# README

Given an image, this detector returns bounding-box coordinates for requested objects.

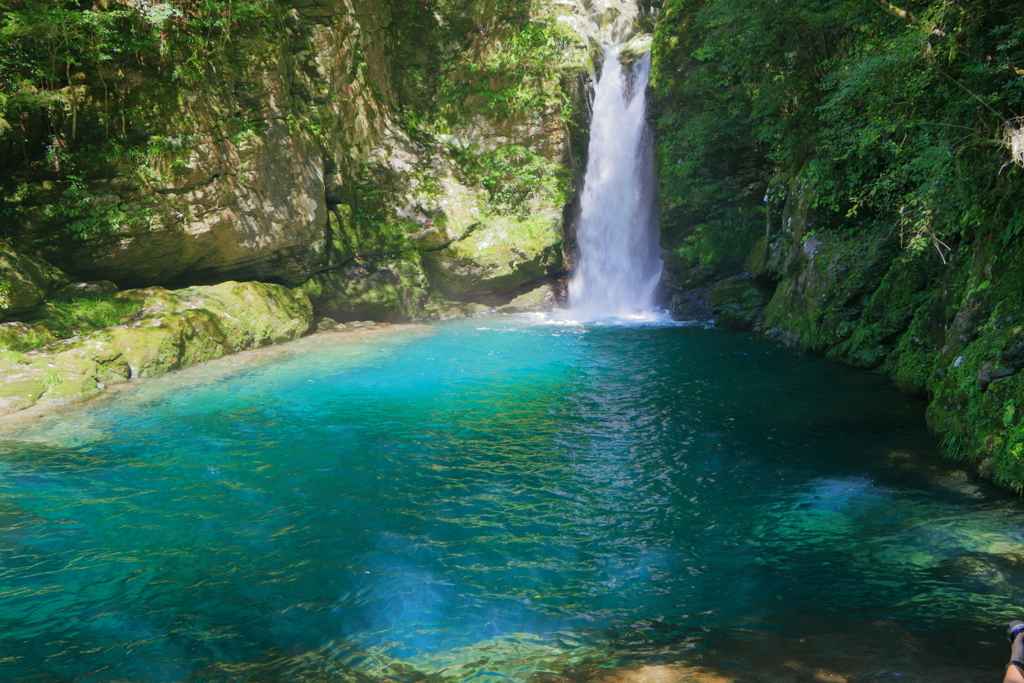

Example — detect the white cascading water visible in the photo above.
[568,47,663,319]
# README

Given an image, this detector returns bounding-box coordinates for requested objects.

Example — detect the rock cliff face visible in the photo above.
[1,0,590,317]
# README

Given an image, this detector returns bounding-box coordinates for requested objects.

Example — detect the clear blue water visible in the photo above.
[0,317,1022,682]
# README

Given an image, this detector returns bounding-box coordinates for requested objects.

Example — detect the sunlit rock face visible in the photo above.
[63,117,329,288]
[559,0,653,50]
[0,280,312,415]
[0,240,68,319]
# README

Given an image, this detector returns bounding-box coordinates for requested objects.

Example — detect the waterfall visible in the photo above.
[568,47,663,319]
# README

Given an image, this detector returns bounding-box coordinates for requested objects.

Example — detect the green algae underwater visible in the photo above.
[0,317,1022,682]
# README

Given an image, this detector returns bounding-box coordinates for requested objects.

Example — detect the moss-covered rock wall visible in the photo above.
[650,0,1024,491]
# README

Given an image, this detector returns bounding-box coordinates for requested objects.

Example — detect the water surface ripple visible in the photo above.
[0,318,1021,682]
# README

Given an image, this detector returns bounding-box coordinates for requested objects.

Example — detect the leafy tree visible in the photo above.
[653,0,1024,266]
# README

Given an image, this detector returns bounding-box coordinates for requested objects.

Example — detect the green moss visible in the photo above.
[455,144,571,219]
[666,205,763,279]
[0,280,313,415]
[831,248,941,369]
[744,236,771,281]
[421,213,561,300]
[709,276,767,330]
[883,299,944,393]
[298,259,431,323]
[0,239,68,318]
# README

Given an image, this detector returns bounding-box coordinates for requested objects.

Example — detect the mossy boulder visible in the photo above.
[744,236,771,283]
[421,214,562,301]
[0,341,131,414]
[762,229,900,352]
[927,322,1024,491]
[0,365,50,415]
[919,237,1024,491]
[0,240,68,320]
[109,281,312,377]
[830,248,942,370]
[496,284,557,314]
[298,259,431,323]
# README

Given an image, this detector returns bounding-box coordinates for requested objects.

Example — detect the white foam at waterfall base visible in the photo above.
[568,46,664,320]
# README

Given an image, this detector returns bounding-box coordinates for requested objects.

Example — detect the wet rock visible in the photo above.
[299,259,431,323]
[496,284,557,314]
[111,281,312,378]
[58,280,119,296]
[744,236,772,284]
[422,300,493,320]
[666,282,714,322]
[802,235,824,259]
[999,334,1024,370]
[976,361,1015,392]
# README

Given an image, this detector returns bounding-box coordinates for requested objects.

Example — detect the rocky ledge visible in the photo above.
[0,281,312,416]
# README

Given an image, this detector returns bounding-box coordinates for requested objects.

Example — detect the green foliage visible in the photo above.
[0,136,160,249]
[653,0,1024,266]
[671,205,763,271]
[940,429,971,461]
[457,144,571,217]
[0,0,281,101]
[0,0,282,247]
[438,21,584,125]
[346,164,422,257]
[348,1,584,256]
[387,0,585,131]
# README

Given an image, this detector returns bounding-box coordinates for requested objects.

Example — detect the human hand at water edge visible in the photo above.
[1004,621,1024,683]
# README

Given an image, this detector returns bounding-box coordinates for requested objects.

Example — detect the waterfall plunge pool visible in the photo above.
[0,317,1019,682]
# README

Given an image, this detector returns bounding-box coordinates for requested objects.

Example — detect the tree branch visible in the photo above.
[874,0,916,24]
